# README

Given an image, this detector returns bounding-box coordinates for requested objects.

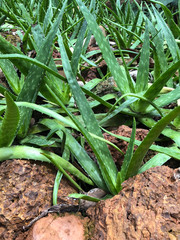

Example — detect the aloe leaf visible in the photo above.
[139,117,180,147]
[0,92,19,147]
[151,0,180,38]
[105,21,127,49]
[0,83,17,100]
[126,106,180,179]
[38,0,49,23]
[138,153,171,174]
[42,152,83,191]
[75,0,129,95]
[152,5,180,60]
[18,3,33,24]
[71,20,87,75]
[99,97,138,126]
[0,101,77,129]
[82,87,113,109]
[99,92,164,126]
[40,118,108,191]
[20,135,57,147]
[43,1,53,33]
[69,193,100,202]
[0,15,6,25]
[0,58,21,94]
[146,18,168,75]
[53,136,70,205]
[89,132,124,156]
[140,60,180,111]
[31,23,69,105]
[17,4,67,138]
[127,8,140,47]
[102,127,180,160]
[0,145,93,185]
[115,118,137,192]
[135,25,149,93]
[0,35,31,75]
[57,30,118,194]
[0,54,66,82]
[53,170,63,205]
[119,118,136,183]
[146,86,180,112]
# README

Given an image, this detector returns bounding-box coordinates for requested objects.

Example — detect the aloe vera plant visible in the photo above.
[0,0,179,205]
[74,0,180,145]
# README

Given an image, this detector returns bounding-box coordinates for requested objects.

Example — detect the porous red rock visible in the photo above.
[0,159,78,240]
[87,166,180,240]
[103,125,151,169]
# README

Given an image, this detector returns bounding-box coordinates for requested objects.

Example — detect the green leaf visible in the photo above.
[69,193,100,202]
[0,58,21,94]
[151,0,180,38]
[146,86,180,112]
[71,20,87,75]
[42,152,84,192]
[53,170,63,205]
[140,60,180,112]
[152,5,180,60]
[119,118,136,183]
[126,106,180,179]
[20,135,57,147]
[0,92,19,147]
[17,3,67,138]
[53,137,70,205]
[75,0,129,95]
[0,35,31,75]
[135,25,150,93]
[140,116,180,147]
[102,128,180,160]
[0,54,66,82]
[57,29,118,194]
[138,153,171,174]
[0,145,93,185]
[40,118,108,191]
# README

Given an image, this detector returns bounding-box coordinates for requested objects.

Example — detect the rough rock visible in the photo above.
[86,125,152,170]
[26,213,91,240]
[87,166,180,240]
[103,125,150,169]
[0,159,78,240]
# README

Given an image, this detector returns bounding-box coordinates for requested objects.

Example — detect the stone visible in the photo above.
[87,166,180,240]
[103,125,150,169]
[86,125,153,171]
[26,213,88,240]
[0,159,78,240]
